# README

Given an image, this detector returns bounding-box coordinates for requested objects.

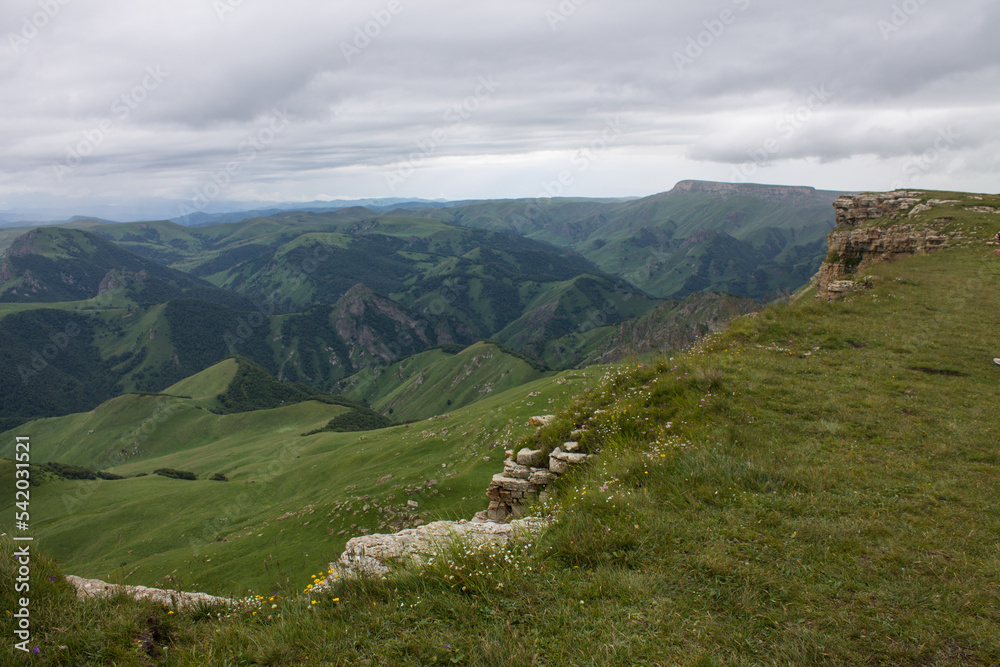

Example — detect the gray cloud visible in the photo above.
[0,0,997,220]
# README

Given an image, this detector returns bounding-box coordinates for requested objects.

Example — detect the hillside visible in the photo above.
[2,190,998,664]
[0,363,603,594]
[338,341,553,422]
[418,180,843,300]
[585,291,763,365]
[0,227,252,308]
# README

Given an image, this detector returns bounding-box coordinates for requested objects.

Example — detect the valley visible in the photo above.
[2,185,998,664]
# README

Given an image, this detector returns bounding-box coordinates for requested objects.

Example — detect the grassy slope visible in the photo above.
[161,357,238,409]
[0,366,600,598]
[341,342,552,422]
[3,195,999,664]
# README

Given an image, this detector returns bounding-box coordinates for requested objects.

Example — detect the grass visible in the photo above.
[340,341,553,422]
[2,201,1000,664]
[0,365,602,596]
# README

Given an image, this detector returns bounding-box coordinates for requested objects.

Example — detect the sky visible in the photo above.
[1,0,998,221]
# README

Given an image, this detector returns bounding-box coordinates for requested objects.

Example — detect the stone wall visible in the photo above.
[480,439,590,522]
[330,416,593,579]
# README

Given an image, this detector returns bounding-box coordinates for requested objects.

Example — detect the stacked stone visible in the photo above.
[483,440,591,522]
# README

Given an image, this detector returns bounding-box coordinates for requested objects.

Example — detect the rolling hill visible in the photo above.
[337,341,553,423]
[2,190,999,664]
[0,359,603,594]
[415,180,845,300]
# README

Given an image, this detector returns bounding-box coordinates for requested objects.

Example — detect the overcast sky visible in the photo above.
[1,0,998,221]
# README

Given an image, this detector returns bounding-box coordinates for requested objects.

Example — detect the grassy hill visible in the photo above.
[2,191,998,664]
[339,341,553,423]
[0,364,602,597]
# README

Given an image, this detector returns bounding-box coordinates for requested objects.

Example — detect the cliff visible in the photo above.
[669,179,824,201]
[816,191,952,299]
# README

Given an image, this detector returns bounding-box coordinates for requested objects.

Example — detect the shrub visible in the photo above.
[153,468,197,481]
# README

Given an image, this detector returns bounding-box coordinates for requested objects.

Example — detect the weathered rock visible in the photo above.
[503,460,532,480]
[65,575,227,609]
[528,470,557,486]
[833,191,922,226]
[563,441,580,452]
[527,415,555,427]
[516,447,544,467]
[817,195,950,300]
[332,517,549,578]
[552,451,590,465]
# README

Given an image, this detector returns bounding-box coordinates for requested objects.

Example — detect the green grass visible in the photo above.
[0,366,602,598]
[163,358,238,408]
[340,341,553,422]
[2,202,1000,664]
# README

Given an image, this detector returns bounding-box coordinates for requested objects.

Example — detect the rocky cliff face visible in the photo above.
[670,180,821,201]
[832,191,923,226]
[816,192,950,299]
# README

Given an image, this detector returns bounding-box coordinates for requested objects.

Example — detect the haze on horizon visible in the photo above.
[1,0,998,222]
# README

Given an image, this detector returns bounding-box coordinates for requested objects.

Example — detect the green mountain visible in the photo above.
[0,361,603,594]
[0,227,251,308]
[3,190,999,664]
[417,180,844,300]
[338,341,553,423]
[0,213,663,427]
[586,291,763,364]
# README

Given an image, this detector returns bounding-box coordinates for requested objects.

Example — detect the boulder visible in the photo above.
[516,447,544,467]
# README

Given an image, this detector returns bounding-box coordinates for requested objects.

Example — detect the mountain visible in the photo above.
[273,284,469,387]
[4,190,1000,664]
[0,227,253,308]
[170,197,451,227]
[586,291,762,364]
[338,341,553,423]
[411,180,846,300]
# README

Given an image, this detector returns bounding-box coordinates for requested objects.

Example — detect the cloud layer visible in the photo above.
[1,0,998,220]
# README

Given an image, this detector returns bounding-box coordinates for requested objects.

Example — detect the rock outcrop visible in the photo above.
[331,517,549,578]
[329,417,594,579]
[817,192,949,299]
[65,575,228,609]
[832,191,923,226]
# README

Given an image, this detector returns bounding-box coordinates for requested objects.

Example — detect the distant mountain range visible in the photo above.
[0,180,843,429]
